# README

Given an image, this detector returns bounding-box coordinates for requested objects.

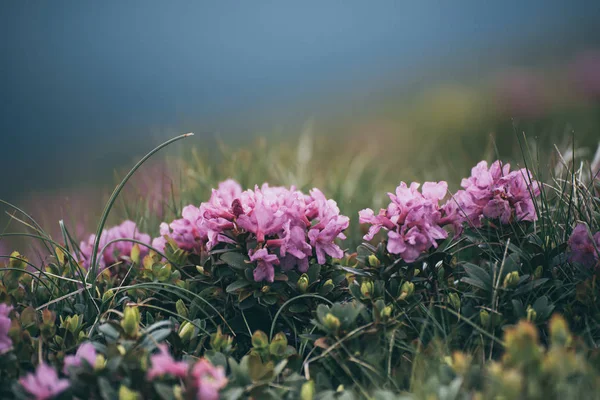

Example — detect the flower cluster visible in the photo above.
[359,160,541,263]
[79,220,151,271]
[0,303,13,353]
[154,180,349,282]
[568,223,600,268]
[443,160,540,229]
[359,181,451,263]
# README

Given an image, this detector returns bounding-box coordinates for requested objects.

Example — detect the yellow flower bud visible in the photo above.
[297,274,309,293]
[503,271,520,288]
[367,255,381,267]
[448,293,461,310]
[360,281,374,299]
[526,306,537,322]
[178,321,195,343]
[323,313,341,333]
[398,281,414,301]
[300,380,315,400]
[121,305,140,338]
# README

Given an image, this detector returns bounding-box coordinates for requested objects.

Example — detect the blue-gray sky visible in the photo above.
[1,1,598,200]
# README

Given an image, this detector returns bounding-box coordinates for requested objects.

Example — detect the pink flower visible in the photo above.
[444,160,540,228]
[308,217,349,264]
[568,223,600,268]
[360,181,450,263]
[147,344,189,380]
[63,342,97,374]
[20,363,69,400]
[0,303,13,353]
[191,358,228,400]
[236,187,286,243]
[249,248,280,283]
[79,220,151,270]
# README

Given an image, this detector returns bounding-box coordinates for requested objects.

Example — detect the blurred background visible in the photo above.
[1,1,599,252]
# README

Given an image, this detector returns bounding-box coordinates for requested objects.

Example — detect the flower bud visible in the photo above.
[503,271,520,288]
[297,274,309,293]
[367,255,381,268]
[9,251,27,270]
[480,309,490,327]
[42,309,55,325]
[269,332,288,357]
[398,281,414,301]
[251,330,269,349]
[175,299,189,319]
[300,380,315,400]
[549,314,571,347]
[448,293,461,310]
[534,265,543,279]
[360,281,374,299]
[322,279,334,293]
[118,385,140,400]
[380,305,393,321]
[323,313,341,333]
[178,321,195,343]
[526,306,537,322]
[121,305,140,338]
[95,354,106,370]
[196,265,205,274]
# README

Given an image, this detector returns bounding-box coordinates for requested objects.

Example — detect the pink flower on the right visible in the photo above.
[443,160,540,229]
[568,223,600,268]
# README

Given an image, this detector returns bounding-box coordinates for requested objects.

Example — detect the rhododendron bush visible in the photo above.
[1,140,600,400]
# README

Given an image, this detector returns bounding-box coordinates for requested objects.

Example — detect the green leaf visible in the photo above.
[226,279,251,293]
[221,252,249,270]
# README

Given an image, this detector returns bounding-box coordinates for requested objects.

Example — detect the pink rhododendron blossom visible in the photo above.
[249,248,280,283]
[568,223,600,268]
[20,363,69,400]
[147,344,189,380]
[154,180,349,283]
[63,342,97,374]
[360,181,451,263]
[444,160,540,228]
[192,358,228,400]
[79,220,151,270]
[0,303,13,353]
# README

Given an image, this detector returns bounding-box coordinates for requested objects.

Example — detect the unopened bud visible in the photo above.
[178,321,195,343]
[360,281,374,299]
[300,380,315,400]
[368,255,381,267]
[323,313,341,333]
[503,271,520,288]
[526,306,537,322]
[251,330,269,349]
[175,299,189,319]
[448,293,461,310]
[297,274,309,293]
[121,305,140,337]
[480,309,490,327]
[380,305,393,321]
[534,265,543,279]
[398,281,414,301]
[118,385,140,400]
[549,314,571,347]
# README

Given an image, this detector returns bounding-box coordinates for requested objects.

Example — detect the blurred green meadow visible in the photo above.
[3,52,599,256]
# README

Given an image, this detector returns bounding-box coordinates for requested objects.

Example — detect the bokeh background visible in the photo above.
[1,1,599,253]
